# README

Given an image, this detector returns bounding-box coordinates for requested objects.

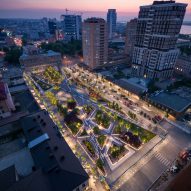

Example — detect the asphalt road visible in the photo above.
[113,120,191,191]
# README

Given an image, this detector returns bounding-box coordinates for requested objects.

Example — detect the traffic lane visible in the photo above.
[116,129,191,191]
[162,120,191,148]
[159,138,181,162]
[118,170,151,191]
[119,157,167,191]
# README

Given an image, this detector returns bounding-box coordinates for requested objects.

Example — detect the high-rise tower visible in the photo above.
[131,1,187,79]
[107,9,117,39]
[82,18,108,69]
[61,14,82,41]
[125,18,138,60]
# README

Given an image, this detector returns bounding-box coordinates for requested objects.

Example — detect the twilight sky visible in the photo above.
[0,0,190,21]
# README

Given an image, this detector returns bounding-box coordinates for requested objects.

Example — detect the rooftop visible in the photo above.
[150,92,191,112]
[141,0,187,8]
[12,90,40,113]
[153,1,175,5]
[3,110,89,191]
[84,17,105,24]
[117,77,149,95]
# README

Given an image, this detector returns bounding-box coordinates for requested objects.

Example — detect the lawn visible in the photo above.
[94,110,111,129]
[115,117,155,145]
[93,126,101,135]
[80,129,88,136]
[96,158,105,173]
[66,122,81,135]
[83,140,95,157]
[83,105,94,115]
[45,91,58,105]
[57,102,68,117]
[64,110,83,135]
[43,66,63,84]
[108,144,127,163]
[97,135,107,148]
[107,101,122,112]
[31,75,52,91]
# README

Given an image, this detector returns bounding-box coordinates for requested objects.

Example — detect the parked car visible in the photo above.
[170,165,179,173]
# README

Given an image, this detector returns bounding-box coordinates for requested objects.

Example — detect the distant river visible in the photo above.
[181,25,191,34]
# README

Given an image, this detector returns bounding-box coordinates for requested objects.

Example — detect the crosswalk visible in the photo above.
[155,152,171,167]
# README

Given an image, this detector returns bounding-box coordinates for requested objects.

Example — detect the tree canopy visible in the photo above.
[4,46,22,64]
[41,40,82,56]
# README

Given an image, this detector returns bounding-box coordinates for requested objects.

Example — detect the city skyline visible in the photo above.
[0,0,191,21]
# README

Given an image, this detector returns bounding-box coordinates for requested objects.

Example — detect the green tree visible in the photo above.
[4,47,22,64]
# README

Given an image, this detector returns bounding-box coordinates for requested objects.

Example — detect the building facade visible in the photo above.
[0,82,15,119]
[19,46,62,72]
[174,55,191,78]
[82,18,108,69]
[125,18,138,60]
[131,1,187,80]
[107,9,117,39]
[61,14,82,41]
[48,19,57,35]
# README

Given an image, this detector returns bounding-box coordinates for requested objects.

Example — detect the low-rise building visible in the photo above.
[108,52,128,66]
[147,92,191,118]
[116,77,149,97]
[19,45,62,72]
[174,55,191,78]
[0,110,89,191]
[1,66,24,87]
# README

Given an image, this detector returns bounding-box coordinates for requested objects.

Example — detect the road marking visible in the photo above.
[155,153,171,167]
